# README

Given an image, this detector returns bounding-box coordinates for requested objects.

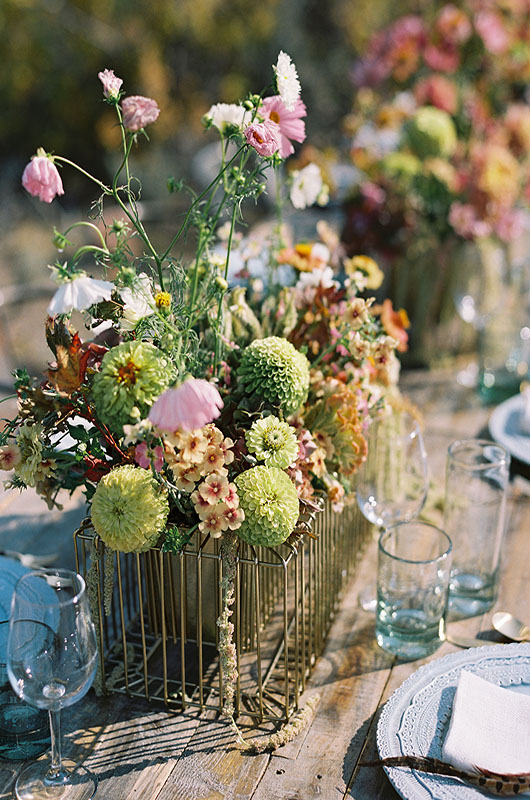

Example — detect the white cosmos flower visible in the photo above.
[119,273,155,331]
[290,163,325,209]
[205,103,249,132]
[273,51,301,111]
[47,275,114,315]
[296,266,336,290]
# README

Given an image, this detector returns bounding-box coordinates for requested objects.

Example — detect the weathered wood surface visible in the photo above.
[0,368,529,800]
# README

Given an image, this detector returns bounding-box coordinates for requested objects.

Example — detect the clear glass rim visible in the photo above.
[447,438,510,470]
[12,568,86,608]
[379,521,452,565]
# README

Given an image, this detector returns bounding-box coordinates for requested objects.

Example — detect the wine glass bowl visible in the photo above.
[7,569,98,800]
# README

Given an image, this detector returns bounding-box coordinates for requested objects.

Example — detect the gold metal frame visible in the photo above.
[74,501,371,722]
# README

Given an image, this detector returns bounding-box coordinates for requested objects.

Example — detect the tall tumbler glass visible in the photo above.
[376,521,452,661]
[444,439,510,619]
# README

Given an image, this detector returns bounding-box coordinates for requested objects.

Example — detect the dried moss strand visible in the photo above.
[241,694,321,753]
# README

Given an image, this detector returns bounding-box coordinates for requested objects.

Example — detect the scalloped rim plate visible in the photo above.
[377,643,530,800]
[489,394,530,465]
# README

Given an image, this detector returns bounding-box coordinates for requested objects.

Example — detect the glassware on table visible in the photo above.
[355,410,429,611]
[0,620,50,761]
[376,521,452,661]
[7,569,98,800]
[444,439,510,620]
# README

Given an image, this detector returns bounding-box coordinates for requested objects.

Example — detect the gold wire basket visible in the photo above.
[74,500,371,723]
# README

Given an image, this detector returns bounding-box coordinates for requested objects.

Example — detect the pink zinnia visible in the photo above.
[261,96,306,158]
[98,68,123,100]
[22,153,64,204]
[121,95,160,132]
[244,120,282,157]
[148,379,223,433]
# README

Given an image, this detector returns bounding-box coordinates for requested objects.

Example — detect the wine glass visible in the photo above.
[356,409,429,611]
[7,569,98,800]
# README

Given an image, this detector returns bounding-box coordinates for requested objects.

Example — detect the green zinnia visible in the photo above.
[237,336,310,416]
[405,106,457,159]
[235,465,299,547]
[15,423,44,487]
[91,465,169,553]
[246,416,299,469]
[92,340,174,433]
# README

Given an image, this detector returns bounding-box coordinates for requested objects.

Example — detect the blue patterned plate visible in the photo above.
[377,643,530,799]
[489,394,530,465]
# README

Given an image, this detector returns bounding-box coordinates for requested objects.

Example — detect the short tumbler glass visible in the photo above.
[444,439,510,618]
[376,522,452,661]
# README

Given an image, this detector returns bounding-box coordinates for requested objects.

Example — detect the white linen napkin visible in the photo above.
[520,386,530,436]
[442,670,530,775]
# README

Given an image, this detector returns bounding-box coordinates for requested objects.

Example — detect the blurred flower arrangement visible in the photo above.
[0,54,403,739]
[345,0,530,254]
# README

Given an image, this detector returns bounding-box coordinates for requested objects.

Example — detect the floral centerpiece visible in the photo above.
[0,54,403,742]
[342,0,530,363]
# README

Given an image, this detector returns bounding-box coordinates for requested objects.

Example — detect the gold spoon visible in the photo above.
[492,611,530,642]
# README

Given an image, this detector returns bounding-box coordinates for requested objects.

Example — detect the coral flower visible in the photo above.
[22,151,64,203]
[149,379,223,433]
[374,298,410,352]
[261,96,306,158]
[244,121,281,157]
[121,95,160,132]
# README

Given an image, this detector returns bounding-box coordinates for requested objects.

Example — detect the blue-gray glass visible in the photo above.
[376,522,452,661]
[0,621,49,761]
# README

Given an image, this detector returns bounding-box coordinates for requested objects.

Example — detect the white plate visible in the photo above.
[377,643,530,800]
[489,394,530,465]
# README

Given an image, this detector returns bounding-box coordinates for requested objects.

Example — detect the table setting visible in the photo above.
[0,2,530,797]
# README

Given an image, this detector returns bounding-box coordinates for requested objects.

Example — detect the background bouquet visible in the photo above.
[341,0,530,363]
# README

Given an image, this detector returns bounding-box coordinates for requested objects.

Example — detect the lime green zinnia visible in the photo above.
[246,416,299,469]
[92,340,174,433]
[15,423,44,487]
[91,465,169,553]
[237,336,310,416]
[405,106,457,159]
[235,465,299,547]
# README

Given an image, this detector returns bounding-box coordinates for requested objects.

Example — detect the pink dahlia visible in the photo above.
[121,95,160,132]
[22,153,64,203]
[261,96,306,158]
[148,379,223,432]
[244,120,281,157]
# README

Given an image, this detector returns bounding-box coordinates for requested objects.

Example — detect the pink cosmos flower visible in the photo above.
[98,68,123,100]
[22,153,64,204]
[494,209,526,243]
[244,120,282,157]
[121,95,160,132]
[475,11,509,55]
[148,379,223,433]
[0,444,21,471]
[261,96,306,158]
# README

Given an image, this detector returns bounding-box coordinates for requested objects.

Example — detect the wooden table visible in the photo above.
[0,368,529,800]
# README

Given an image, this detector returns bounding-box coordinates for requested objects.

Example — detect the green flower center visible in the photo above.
[263,429,285,450]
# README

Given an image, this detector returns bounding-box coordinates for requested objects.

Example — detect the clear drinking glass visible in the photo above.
[376,521,452,661]
[444,439,510,619]
[7,569,98,800]
[355,410,429,610]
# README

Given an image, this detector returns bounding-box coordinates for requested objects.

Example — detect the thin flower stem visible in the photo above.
[311,332,349,368]
[62,221,108,250]
[160,145,247,263]
[213,203,238,374]
[72,245,110,262]
[53,157,111,194]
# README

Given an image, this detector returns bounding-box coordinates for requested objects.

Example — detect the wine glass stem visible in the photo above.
[46,708,66,785]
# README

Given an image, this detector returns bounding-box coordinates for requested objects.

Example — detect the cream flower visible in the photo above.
[198,472,230,504]
[290,163,325,209]
[246,416,299,469]
[204,103,249,132]
[273,51,301,111]
[119,273,155,331]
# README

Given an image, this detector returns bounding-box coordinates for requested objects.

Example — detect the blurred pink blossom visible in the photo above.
[98,68,123,100]
[414,75,458,114]
[424,42,460,72]
[361,181,386,209]
[149,379,223,432]
[22,153,64,203]
[262,96,307,157]
[493,209,526,243]
[244,120,282,157]
[134,442,164,471]
[436,5,472,45]
[121,96,160,132]
[475,11,509,54]
[449,202,491,239]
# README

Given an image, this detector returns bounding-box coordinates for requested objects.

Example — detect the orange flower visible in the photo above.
[373,298,410,352]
